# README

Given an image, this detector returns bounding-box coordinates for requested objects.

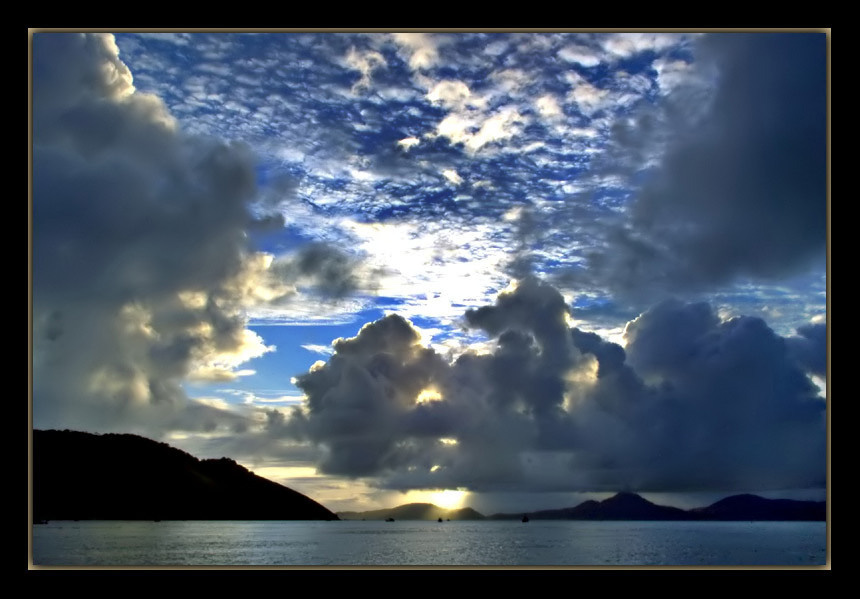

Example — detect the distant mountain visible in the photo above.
[491,492,690,521]
[32,429,339,522]
[490,492,825,522]
[690,493,826,521]
[338,503,485,521]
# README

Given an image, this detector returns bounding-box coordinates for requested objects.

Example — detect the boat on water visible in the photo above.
[438,517,443,522]
[521,514,529,523]
[385,517,395,522]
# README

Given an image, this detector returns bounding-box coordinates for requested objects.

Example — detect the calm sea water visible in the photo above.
[31,520,827,567]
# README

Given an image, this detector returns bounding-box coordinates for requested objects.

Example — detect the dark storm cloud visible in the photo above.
[292,314,450,476]
[786,323,828,377]
[579,33,827,300]
[290,278,825,494]
[614,300,826,491]
[271,243,374,299]
[31,34,365,437]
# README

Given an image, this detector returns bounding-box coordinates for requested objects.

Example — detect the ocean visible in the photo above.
[31,519,827,567]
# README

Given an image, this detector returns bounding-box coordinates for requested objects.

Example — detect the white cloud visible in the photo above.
[566,72,610,115]
[601,33,683,58]
[345,46,387,93]
[392,33,440,71]
[434,112,474,146]
[302,343,335,355]
[442,169,463,185]
[536,94,563,119]
[652,57,693,95]
[466,107,526,153]
[187,329,276,383]
[558,43,602,67]
[427,79,479,110]
[488,68,531,95]
[397,136,420,151]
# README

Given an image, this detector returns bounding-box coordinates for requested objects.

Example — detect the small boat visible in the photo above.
[385,517,395,522]
[521,514,529,523]
[438,517,443,522]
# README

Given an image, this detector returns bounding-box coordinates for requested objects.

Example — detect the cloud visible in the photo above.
[345,46,386,93]
[578,33,827,301]
[785,323,828,377]
[442,169,463,186]
[109,32,741,327]
[535,94,563,119]
[426,80,478,110]
[652,57,694,95]
[33,33,257,433]
[392,33,441,71]
[302,344,335,356]
[397,136,420,151]
[292,314,451,476]
[616,299,826,491]
[287,278,825,494]
[558,43,602,67]
[600,33,686,58]
[31,33,367,436]
[567,79,610,116]
[271,243,373,299]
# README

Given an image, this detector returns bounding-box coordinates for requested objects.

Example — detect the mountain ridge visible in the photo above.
[32,429,825,522]
[489,491,825,521]
[337,491,825,522]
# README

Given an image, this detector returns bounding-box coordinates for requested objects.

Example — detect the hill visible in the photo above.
[689,493,826,521]
[490,492,825,521]
[491,492,690,521]
[32,429,338,521]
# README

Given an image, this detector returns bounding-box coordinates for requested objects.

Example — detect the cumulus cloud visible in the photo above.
[288,277,825,494]
[617,300,825,490]
[292,314,451,476]
[33,33,257,433]
[31,33,367,436]
[579,33,827,301]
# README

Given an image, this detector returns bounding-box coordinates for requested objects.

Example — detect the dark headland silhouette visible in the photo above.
[32,429,338,522]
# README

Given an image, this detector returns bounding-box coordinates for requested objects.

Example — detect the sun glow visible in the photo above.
[429,489,468,510]
[404,488,469,510]
[416,388,443,404]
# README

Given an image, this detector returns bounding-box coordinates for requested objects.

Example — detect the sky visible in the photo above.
[31,31,828,514]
